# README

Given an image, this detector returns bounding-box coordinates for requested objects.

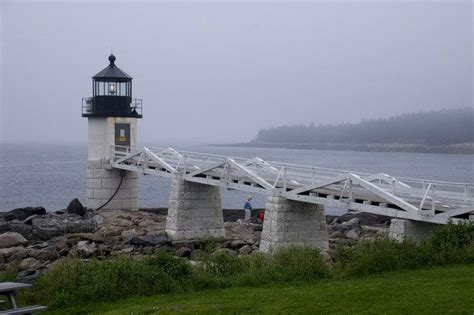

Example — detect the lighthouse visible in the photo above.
[82,54,142,210]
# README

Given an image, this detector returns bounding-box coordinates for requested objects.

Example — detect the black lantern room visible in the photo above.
[82,54,142,118]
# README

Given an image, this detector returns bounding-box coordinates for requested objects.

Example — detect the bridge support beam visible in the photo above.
[87,159,138,210]
[389,219,440,242]
[166,177,225,240]
[259,197,328,254]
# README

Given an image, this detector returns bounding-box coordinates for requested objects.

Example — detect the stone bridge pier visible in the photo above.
[259,197,329,254]
[389,219,440,242]
[165,182,330,252]
[165,177,225,240]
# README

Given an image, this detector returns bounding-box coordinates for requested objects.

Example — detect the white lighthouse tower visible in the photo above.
[82,54,142,210]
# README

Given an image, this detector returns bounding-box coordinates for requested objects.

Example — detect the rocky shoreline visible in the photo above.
[0,204,391,283]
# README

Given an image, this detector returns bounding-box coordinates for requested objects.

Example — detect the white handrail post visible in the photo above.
[419,183,432,211]
[465,184,470,203]
[348,179,353,202]
[183,155,187,175]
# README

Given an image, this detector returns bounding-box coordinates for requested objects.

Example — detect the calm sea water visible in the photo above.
[1,143,473,213]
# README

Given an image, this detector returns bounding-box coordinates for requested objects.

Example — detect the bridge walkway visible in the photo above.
[110,145,474,225]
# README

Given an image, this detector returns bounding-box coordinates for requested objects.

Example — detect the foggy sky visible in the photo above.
[1,1,472,145]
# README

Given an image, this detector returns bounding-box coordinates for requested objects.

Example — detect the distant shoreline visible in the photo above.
[213,142,474,154]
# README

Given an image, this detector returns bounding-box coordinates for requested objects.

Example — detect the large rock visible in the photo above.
[0,232,28,248]
[175,247,192,258]
[66,198,86,216]
[343,217,360,226]
[339,212,390,226]
[1,207,46,222]
[28,247,57,262]
[16,269,40,283]
[76,241,97,258]
[239,245,252,255]
[92,215,105,226]
[127,234,171,247]
[67,233,103,243]
[10,214,97,241]
[230,240,247,249]
[329,231,344,239]
[345,229,360,241]
[0,246,28,262]
[213,248,237,256]
[0,222,12,234]
[19,257,42,271]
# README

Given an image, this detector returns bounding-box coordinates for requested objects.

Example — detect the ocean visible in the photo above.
[1,143,473,213]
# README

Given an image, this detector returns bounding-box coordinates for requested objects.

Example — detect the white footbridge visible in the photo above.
[111,145,473,225]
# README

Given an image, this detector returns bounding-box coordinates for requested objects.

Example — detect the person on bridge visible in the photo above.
[244,196,253,222]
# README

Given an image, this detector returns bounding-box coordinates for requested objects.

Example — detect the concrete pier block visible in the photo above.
[389,219,440,242]
[86,159,138,211]
[259,197,328,254]
[165,177,224,240]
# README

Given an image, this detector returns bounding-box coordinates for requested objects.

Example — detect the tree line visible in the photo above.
[254,108,474,146]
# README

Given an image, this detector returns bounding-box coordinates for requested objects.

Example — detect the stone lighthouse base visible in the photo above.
[86,159,138,210]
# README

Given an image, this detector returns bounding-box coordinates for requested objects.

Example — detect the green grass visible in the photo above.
[46,264,474,314]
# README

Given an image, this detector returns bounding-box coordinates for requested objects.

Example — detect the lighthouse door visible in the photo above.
[115,123,131,148]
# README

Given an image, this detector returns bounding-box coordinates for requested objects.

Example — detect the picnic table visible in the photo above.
[0,282,46,314]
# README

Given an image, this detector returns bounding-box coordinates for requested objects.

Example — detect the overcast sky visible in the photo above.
[1,1,472,145]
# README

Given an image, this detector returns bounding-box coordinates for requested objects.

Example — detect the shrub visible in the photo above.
[198,237,221,253]
[233,252,282,286]
[426,222,474,265]
[144,251,192,282]
[334,222,474,277]
[0,261,19,282]
[334,238,427,277]
[35,258,176,308]
[198,247,329,286]
[200,251,245,278]
[273,247,329,281]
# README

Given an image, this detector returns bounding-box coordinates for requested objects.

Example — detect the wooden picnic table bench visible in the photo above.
[0,282,46,315]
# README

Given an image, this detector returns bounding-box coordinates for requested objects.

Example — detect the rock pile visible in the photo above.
[0,205,390,283]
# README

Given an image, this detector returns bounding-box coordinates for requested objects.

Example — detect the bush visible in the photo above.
[334,222,474,277]
[0,262,19,282]
[274,247,329,281]
[198,247,329,286]
[428,222,474,264]
[198,237,221,254]
[334,239,428,277]
[35,258,177,308]
[144,251,192,282]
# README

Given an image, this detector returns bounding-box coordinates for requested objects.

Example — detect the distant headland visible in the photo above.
[222,108,474,154]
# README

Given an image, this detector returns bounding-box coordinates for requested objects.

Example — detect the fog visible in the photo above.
[1,1,472,145]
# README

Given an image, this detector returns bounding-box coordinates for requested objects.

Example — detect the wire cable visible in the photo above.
[96,170,126,210]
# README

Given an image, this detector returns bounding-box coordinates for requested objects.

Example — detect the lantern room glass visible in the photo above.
[93,81,131,97]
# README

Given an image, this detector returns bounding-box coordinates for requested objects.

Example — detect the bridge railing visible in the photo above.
[110,145,474,212]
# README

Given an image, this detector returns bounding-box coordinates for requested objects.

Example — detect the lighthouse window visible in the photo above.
[108,82,117,95]
[98,82,105,95]
[117,82,127,96]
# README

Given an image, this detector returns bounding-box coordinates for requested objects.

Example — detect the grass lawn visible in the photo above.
[46,264,473,314]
